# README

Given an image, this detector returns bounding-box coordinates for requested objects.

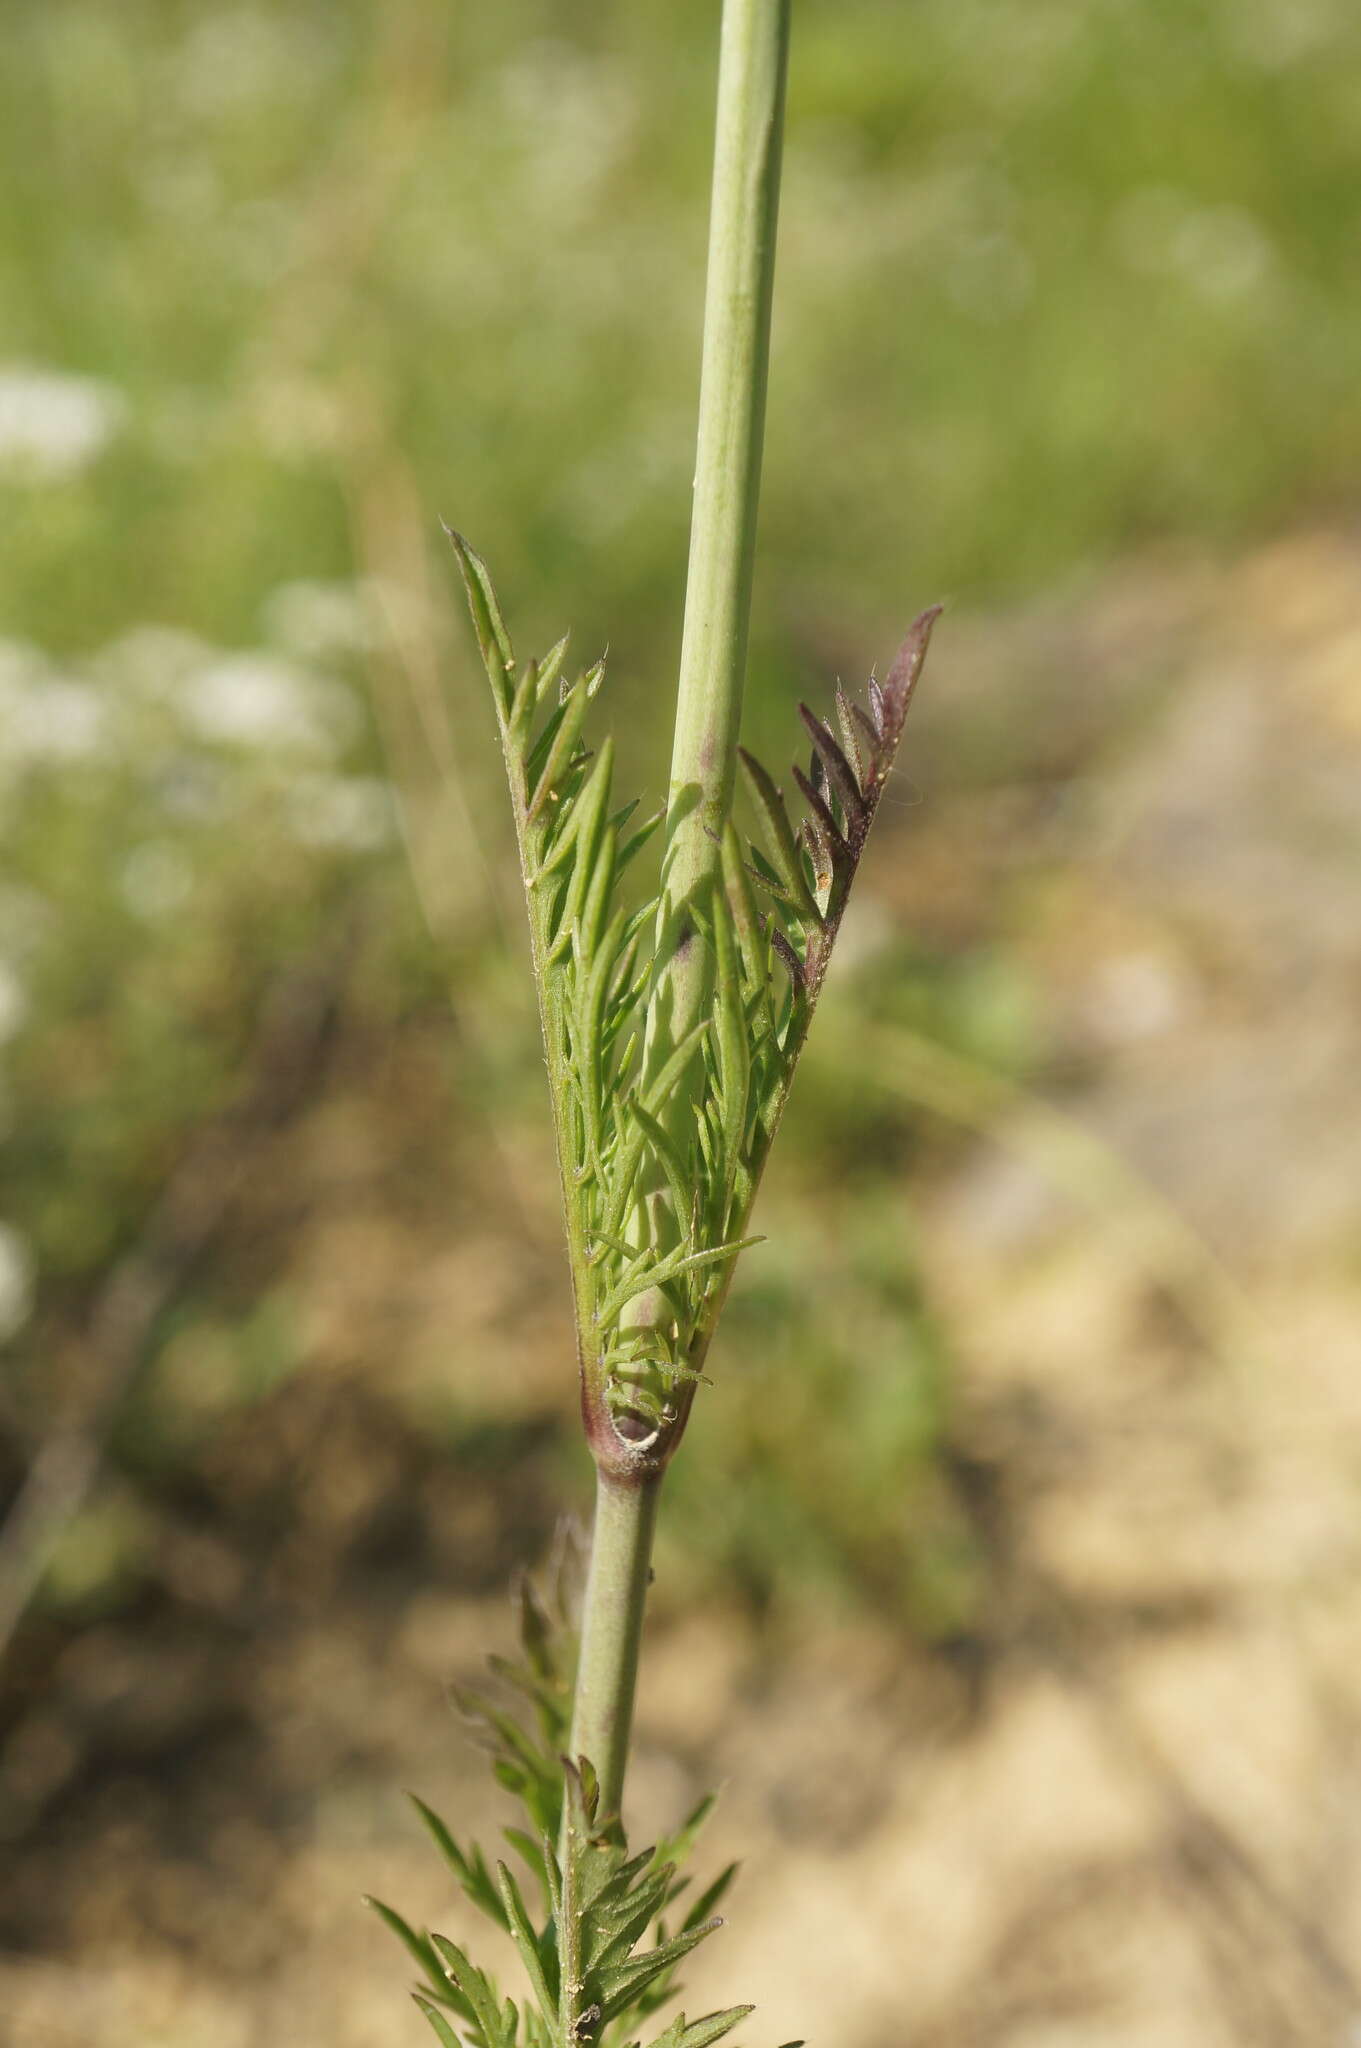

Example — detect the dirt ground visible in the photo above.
[3,530,1361,2047]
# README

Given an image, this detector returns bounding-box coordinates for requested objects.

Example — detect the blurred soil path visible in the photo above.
[3,529,1361,2047]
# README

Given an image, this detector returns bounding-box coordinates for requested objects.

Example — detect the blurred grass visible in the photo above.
[4,0,1359,658]
[1,0,1359,1646]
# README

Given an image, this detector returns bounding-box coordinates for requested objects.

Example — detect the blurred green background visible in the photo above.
[3,2,1361,2043]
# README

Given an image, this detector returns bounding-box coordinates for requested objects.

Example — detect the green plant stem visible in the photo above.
[652,0,791,1065]
[607,0,789,1421]
[568,1467,662,1817]
[571,0,790,1822]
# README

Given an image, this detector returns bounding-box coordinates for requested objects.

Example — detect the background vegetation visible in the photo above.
[3,3,1360,2043]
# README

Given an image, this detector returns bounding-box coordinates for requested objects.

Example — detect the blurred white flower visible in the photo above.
[175,6,335,117]
[1172,204,1275,304]
[183,654,359,756]
[0,654,109,766]
[287,774,395,853]
[0,364,126,481]
[262,580,374,662]
[0,1223,34,1344]
[502,43,636,212]
[94,625,216,696]
[21,681,108,762]
[1114,187,1276,305]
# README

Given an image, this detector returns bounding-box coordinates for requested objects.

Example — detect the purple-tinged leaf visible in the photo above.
[770,927,804,988]
[744,842,796,903]
[867,674,887,738]
[791,765,850,870]
[880,605,942,731]
[850,698,880,760]
[800,815,832,895]
[835,685,865,782]
[798,703,866,827]
[737,747,822,925]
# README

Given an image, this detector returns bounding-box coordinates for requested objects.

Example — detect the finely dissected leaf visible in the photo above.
[719,827,776,1045]
[599,1919,724,2020]
[513,1573,554,1682]
[576,824,619,968]
[867,671,887,733]
[679,1860,739,1933]
[414,1993,465,2048]
[408,1795,509,1930]
[789,764,848,882]
[456,1686,551,1777]
[732,604,939,1037]
[742,841,796,909]
[444,527,934,1447]
[646,2007,755,2048]
[368,1896,476,2023]
[502,1823,552,1913]
[737,748,821,925]
[535,631,572,708]
[709,892,749,1216]
[539,737,614,898]
[388,1522,766,2048]
[797,701,865,828]
[834,684,867,782]
[520,690,578,805]
[509,656,543,747]
[769,926,803,990]
[653,1791,718,1876]
[616,805,664,879]
[445,527,517,718]
[527,671,596,821]
[629,1099,695,1237]
[593,1235,761,1328]
[879,604,940,737]
[456,1689,564,1846]
[496,1863,557,2019]
[431,1934,509,2048]
[589,1868,675,1973]
[572,902,629,1156]
[602,1021,711,1243]
[418,16,939,2038]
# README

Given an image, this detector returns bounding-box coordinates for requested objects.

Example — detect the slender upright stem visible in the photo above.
[569,0,791,1820]
[569,1469,662,1817]
[652,0,791,1064]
